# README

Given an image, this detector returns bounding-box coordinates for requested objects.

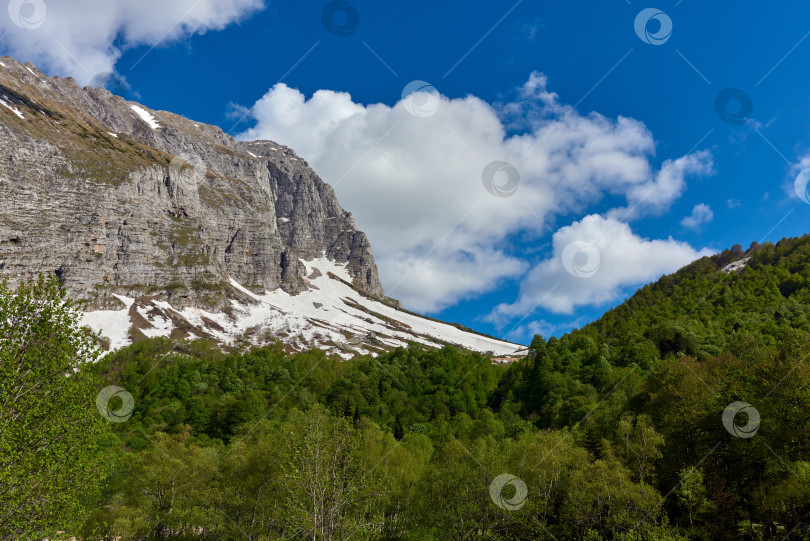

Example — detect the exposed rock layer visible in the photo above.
[0,57,383,309]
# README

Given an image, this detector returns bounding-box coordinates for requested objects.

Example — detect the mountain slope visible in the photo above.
[0,57,381,303]
[491,236,810,540]
[80,234,810,540]
[80,256,522,356]
[0,57,522,356]
[582,238,807,352]
[503,234,810,429]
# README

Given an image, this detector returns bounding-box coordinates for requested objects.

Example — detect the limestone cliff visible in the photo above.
[0,57,523,356]
[0,56,383,310]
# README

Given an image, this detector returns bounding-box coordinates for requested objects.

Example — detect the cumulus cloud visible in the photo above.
[681,203,714,230]
[237,73,713,313]
[0,0,264,83]
[607,152,714,221]
[503,317,587,343]
[488,214,715,319]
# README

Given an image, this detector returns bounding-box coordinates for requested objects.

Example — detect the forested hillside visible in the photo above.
[500,236,810,539]
[12,235,810,540]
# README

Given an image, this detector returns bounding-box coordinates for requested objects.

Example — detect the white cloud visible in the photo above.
[503,317,586,343]
[607,152,714,220]
[488,214,714,319]
[238,73,713,313]
[681,203,714,230]
[0,0,264,83]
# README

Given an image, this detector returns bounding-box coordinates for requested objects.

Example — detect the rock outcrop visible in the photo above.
[0,57,524,357]
[0,56,383,310]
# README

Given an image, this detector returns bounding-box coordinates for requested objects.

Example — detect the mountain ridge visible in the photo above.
[503,233,810,431]
[0,56,523,356]
[0,56,383,303]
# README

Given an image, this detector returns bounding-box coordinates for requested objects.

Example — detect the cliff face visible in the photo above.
[0,56,523,356]
[0,56,383,310]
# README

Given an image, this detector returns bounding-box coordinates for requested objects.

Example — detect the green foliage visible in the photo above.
[80,428,220,539]
[675,467,712,530]
[560,458,660,537]
[0,275,113,539]
[28,234,810,539]
[498,236,810,539]
[74,339,679,540]
[92,342,518,447]
[613,414,664,484]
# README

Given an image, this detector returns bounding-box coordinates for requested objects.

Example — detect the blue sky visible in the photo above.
[3,0,810,344]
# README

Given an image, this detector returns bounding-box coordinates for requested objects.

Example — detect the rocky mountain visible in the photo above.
[0,57,522,357]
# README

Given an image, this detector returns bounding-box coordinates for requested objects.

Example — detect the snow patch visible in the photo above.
[137,305,174,338]
[130,105,160,129]
[80,295,135,351]
[108,132,118,138]
[227,278,262,301]
[0,97,24,119]
[199,257,520,355]
[83,257,522,357]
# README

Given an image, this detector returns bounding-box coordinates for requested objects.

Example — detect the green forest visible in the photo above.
[6,235,810,540]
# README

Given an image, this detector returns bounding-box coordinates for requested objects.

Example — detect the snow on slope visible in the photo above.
[130,105,159,129]
[81,257,523,357]
[0,96,25,119]
[80,294,135,350]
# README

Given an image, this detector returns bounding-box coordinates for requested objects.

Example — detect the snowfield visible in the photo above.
[0,96,25,119]
[130,105,160,129]
[80,295,136,350]
[81,257,524,358]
